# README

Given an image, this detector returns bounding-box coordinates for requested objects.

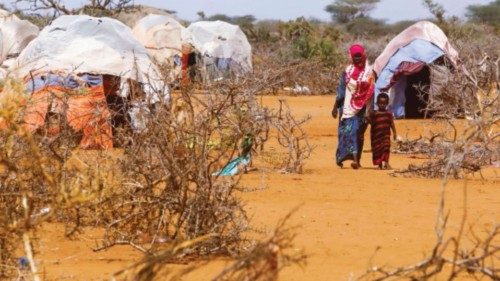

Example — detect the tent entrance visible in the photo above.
[404,65,431,118]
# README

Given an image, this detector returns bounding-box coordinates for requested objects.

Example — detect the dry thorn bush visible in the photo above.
[392,40,499,179]
[0,61,311,279]
[270,100,313,174]
[91,84,258,256]
[356,180,499,280]
[253,46,339,95]
[90,66,314,256]
[111,208,307,281]
[211,208,307,281]
[0,78,118,279]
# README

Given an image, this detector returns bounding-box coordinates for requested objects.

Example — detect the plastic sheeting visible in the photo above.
[15,15,167,103]
[26,72,102,93]
[0,20,39,61]
[23,75,114,149]
[373,21,459,75]
[182,21,252,73]
[132,14,185,63]
[375,39,446,117]
[0,9,19,23]
[0,16,39,65]
[212,155,251,176]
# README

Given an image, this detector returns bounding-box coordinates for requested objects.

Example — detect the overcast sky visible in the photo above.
[4,0,493,22]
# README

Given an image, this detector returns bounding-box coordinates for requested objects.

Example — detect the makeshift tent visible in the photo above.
[182,20,252,80]
[16,15,166,102]
[15,15,169,148]
[132,14,185,63]
[0,19,39,64]
[374,21,459,118]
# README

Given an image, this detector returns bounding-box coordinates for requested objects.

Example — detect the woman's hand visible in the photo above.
[331,108,338,119]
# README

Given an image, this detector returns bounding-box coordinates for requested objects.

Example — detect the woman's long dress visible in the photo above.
[335,67,373,166]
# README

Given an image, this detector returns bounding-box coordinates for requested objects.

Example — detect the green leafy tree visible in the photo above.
[325,0,380,23]
[466,0,500,27]
[280,18,343,67]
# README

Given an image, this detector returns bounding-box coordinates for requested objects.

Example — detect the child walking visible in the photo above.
[370,93,397,169]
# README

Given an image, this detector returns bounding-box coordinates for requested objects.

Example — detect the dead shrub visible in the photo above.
[393,40,498,179]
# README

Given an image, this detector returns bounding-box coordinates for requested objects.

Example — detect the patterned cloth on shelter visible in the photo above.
[23,72,113,149]
[335,44,374,166]
[369,111,393,165]
[373,21,459,118]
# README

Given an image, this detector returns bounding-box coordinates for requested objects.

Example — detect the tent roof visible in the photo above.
[15,15,167,102]
[114,5,178,27]
[0,9,19,23]
[183,20,252,72]
[0,19,39,63]
[373,21,459,75]
[132,14,185,62]
[375,39,446,94]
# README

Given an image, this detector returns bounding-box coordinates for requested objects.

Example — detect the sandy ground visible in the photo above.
[36,95,499,280]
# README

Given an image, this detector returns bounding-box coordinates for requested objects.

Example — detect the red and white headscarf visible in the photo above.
[345,44,374,110]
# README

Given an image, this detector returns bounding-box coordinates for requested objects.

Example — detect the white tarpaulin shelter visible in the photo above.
[182,20,252,73]
[373,21,459,75]
[0,19,39,64]
[132,14,185,63]
[0,9,19,23]
[16,15,167,102]
[373,21,459,118]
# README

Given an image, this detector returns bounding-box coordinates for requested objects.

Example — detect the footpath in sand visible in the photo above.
[38,95,499,280]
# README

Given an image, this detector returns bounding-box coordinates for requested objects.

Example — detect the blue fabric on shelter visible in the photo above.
[26,73,103,94]
[213,155,251,176]
[216,58,230,71]
[391,76,407,117]
[79,73,103,87]
[375,39,445,117]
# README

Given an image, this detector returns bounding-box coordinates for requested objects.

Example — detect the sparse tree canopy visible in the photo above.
[206,13,256,26]
[325,0,380,24]
[13,0,134,17]
[466,0,500,26]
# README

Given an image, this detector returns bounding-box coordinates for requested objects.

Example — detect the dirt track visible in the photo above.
[38,95,499,280]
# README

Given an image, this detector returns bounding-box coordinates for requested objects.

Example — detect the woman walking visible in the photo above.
[332,44,375,169]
